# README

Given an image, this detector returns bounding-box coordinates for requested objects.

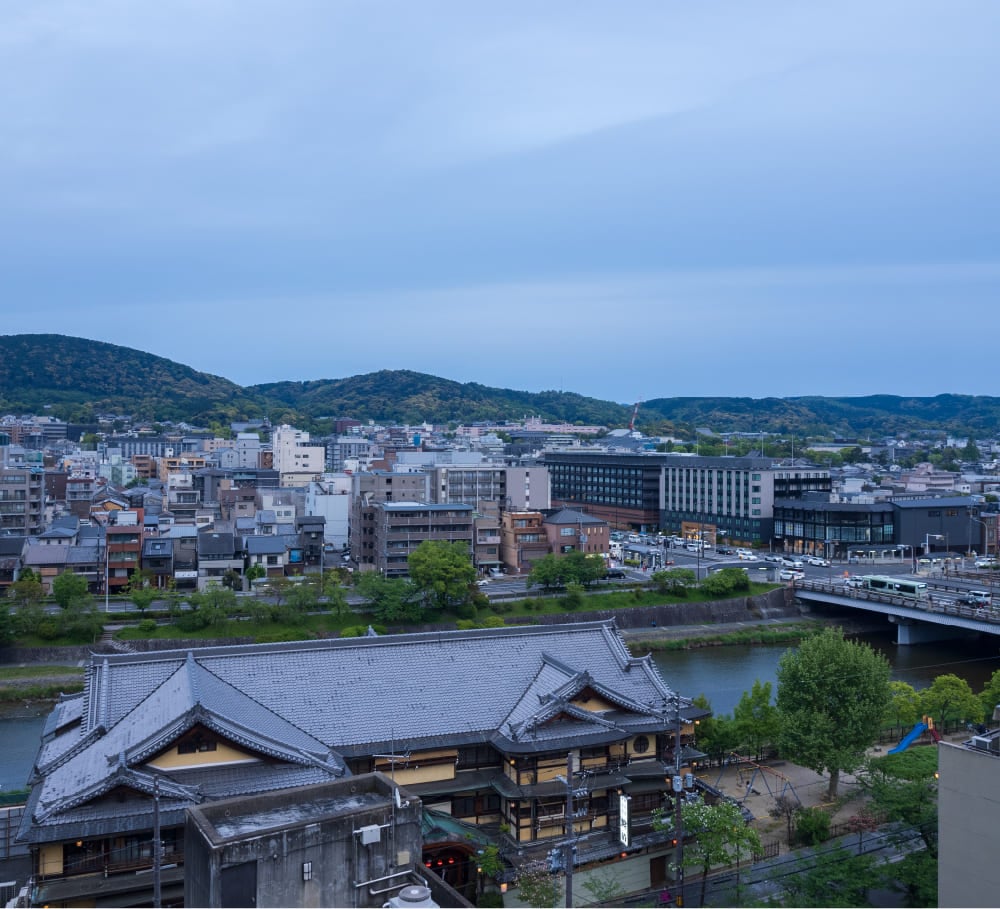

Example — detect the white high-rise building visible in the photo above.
[271,424,326,487]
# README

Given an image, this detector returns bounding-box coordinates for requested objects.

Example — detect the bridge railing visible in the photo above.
[793,578,1000,625]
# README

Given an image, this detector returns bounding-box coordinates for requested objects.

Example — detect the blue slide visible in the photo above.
[888,721,927,754]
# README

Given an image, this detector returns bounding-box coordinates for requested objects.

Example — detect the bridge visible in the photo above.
[789,577,1000,645]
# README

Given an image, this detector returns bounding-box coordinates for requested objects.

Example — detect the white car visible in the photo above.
[780,557,805,569]
[764,554,783,563]
[779,569,805,581]
[806,556,830,567]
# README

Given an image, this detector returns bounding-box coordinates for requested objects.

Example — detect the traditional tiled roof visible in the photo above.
[22,620,688,845]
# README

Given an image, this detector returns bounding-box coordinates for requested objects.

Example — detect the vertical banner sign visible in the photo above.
[618,793,631,847]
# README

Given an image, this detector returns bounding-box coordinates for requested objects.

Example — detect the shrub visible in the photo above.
[454,603,478,621]
[36,619,60,640]
[137,619,157,635]
[477,891,504,907]
[794,806,831,846]
[455,619,477,630]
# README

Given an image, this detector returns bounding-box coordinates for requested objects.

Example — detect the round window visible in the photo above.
[633,735,650,754]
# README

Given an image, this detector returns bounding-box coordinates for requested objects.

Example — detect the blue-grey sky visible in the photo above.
[3,1,998,405]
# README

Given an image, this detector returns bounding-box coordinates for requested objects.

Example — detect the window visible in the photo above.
[560,527,575,536]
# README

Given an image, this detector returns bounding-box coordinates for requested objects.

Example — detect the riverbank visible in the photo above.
[619,607,888,650]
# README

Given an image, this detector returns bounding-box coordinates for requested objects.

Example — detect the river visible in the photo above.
[3,629,999,793]
[650,628,1000,717]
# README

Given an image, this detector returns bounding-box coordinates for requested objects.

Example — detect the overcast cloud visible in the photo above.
[2,1,998,404]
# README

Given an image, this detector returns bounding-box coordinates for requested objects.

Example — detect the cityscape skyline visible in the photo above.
[2,2,998,404]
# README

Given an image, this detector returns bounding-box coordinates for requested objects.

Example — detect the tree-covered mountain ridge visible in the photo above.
[0,334,997,437]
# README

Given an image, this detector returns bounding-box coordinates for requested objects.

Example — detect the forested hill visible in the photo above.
[0,334,997,437]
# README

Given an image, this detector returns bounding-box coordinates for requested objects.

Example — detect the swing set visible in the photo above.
[715,752,802,808]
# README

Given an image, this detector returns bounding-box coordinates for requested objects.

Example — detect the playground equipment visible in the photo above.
[888,716,941,754]
[715,752,802,807]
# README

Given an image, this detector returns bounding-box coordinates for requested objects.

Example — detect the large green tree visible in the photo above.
[977,668,1000,726]
[733,679,780,761]
[776,627,891,799]
[51,570,91,609]
[407,540,476,609]
[918,673,982,729]
[355,573,420,623]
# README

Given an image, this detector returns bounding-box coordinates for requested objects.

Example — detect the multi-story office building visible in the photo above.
[662,456,830,546]
[544,452,663,531]
[545,451,831,546]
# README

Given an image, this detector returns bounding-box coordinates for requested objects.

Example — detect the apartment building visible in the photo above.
[0,464,46,535]
[371,502,474,577]
[350,471,430,567]
[271,424,326,486]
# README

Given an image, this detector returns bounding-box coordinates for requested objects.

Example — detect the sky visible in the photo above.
[2,1,999,405]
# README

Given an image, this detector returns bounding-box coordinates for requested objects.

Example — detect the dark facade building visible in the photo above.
[544,452,663,530]
[773,494,978,559]
[544,451,831,546]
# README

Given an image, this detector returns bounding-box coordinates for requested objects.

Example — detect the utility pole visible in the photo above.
[152,776,161,908]
[673,704,684,907]
[564,752,574,908]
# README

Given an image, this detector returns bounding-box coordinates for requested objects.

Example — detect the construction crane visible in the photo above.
[628,401,641,432]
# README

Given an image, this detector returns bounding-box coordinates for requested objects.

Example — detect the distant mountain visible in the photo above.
[0,333,997,437]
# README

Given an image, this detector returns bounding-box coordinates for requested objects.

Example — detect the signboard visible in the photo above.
[618,793,631,847]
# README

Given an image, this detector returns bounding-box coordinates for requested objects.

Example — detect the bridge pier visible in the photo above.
[890,616,975,646]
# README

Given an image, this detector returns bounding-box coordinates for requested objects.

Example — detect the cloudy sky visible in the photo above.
[3,1,998,404]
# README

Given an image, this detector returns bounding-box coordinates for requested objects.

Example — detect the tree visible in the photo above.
[977,668,1000,726]
[919,673,982,729]
[559,550,607,586]
[884,680,922,730]
[732,679,779,761]
[776,627,891,799]
[580,867,625,904]
[860,746,939,905]
[407,540,476,609]
[356,573,420,623]
[0,602,14,646]
[655,797,761,907]
[51,570,91,609]
[125,569,158,613]
[687,694,740,766]
[526,553,567,590]
[700,567,751,597]
[8,573,45,608]
[650,567,696,595]
[782,846,882,907]
[513,864,561,908]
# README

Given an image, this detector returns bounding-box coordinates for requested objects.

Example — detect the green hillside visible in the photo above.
[0,334,997,437]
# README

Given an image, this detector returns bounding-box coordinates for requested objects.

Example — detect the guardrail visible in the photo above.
[793,578,1000,625]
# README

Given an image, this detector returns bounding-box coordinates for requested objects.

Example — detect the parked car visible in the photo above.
[806,556,830,567]
[779,569,805,581]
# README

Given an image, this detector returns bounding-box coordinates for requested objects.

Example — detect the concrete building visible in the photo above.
[183,774,458,909]
[0,463,47,535]
[271,425,326,487]
[305,476,352,550]
[351,471,431,568]
[544,451,831,546]
[371,502,474,578]
[938,723,1000,907]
